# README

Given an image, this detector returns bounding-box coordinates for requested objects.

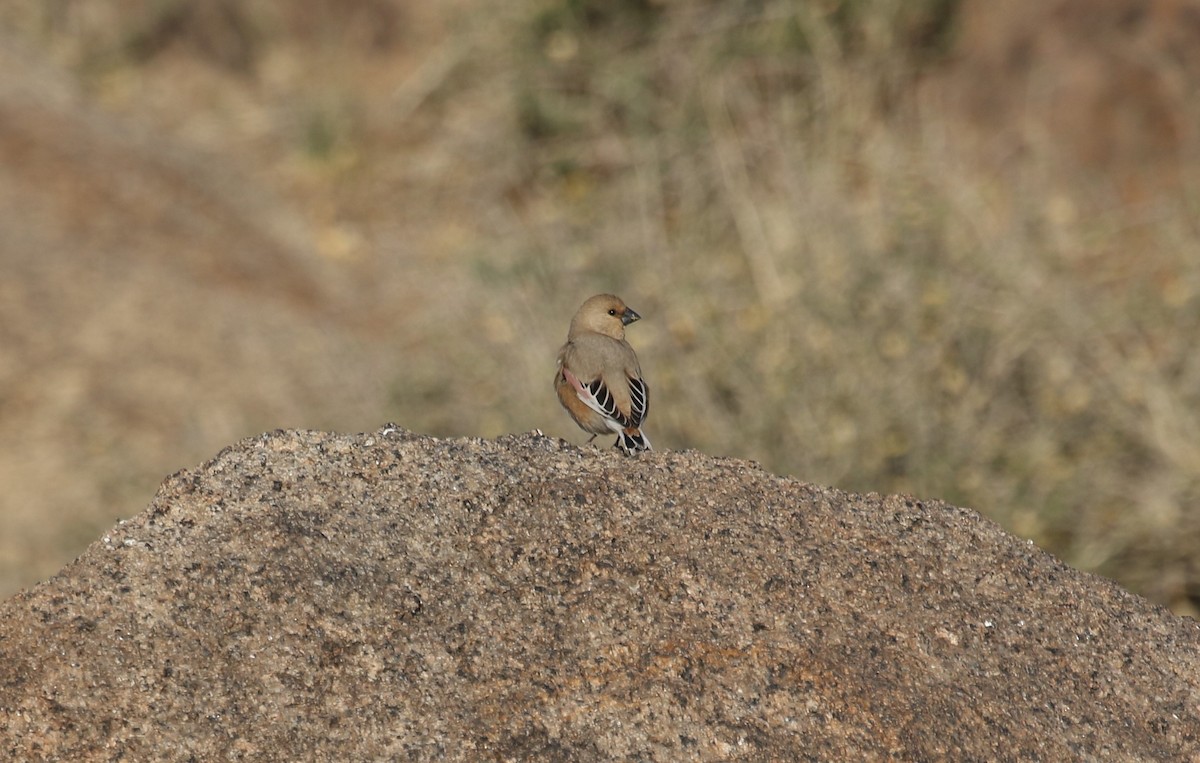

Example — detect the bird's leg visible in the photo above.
[586,434,598,445]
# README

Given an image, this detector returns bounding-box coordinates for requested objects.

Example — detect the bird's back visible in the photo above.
[559,332,641,384]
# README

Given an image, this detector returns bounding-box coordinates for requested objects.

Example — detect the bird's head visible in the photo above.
[570,294,641,340]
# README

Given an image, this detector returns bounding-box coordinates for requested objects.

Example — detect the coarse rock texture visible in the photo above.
[1,427,1199,761]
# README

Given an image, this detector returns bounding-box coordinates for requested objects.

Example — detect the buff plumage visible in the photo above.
[554,294,651,454]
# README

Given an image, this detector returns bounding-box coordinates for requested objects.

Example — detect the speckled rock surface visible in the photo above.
[1,427,1198,760]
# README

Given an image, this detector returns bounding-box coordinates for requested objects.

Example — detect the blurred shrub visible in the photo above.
[473,0,1200,613]
[5,0,1198,612]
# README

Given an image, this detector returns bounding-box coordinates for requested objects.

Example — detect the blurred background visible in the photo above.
[1,0,1199,614]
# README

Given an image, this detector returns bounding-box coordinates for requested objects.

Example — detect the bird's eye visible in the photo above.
[608,309,617,316]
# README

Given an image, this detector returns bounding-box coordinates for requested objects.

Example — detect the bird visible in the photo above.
[555,294,652,454]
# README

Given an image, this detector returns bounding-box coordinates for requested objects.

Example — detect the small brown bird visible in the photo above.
[555,294,651,454]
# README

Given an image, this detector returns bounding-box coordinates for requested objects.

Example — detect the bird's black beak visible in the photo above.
[621,307,641,326]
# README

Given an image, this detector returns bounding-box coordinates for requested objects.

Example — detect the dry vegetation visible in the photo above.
[2,0,1200,614]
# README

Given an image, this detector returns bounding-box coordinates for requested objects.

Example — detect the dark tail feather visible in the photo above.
[615,429,651,454]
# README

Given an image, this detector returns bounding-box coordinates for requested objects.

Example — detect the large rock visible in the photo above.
[1,428,1197,760]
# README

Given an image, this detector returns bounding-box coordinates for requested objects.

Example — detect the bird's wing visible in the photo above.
[581,376,641,430]
[560,333,648,431]
[561,366,626,433]
[627,375,649,427]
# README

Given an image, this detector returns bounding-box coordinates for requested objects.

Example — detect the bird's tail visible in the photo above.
[615,429,651,454]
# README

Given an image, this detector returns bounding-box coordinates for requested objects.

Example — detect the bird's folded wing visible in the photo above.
[627,376,649,427]
[581,376,647,430]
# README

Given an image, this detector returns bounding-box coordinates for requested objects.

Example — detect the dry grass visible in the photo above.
[3,0,1200,613]
[462,0,1200,612]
